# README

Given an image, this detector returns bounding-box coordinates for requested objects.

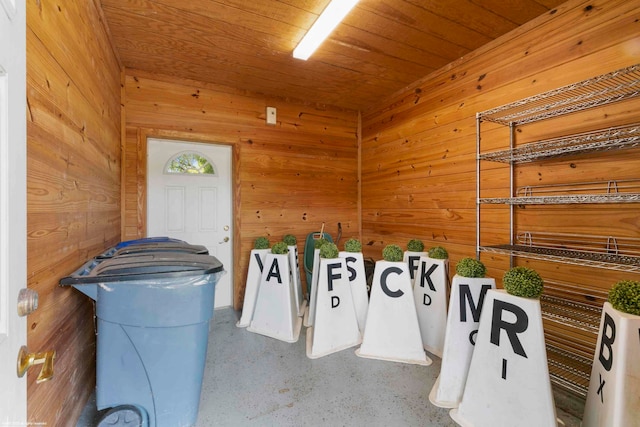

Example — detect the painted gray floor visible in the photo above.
[78,307,584,426]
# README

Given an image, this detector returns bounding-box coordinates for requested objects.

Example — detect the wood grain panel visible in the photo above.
[26,0,121,425]
[362,0,640,301]
[99,0,565,110]
[122,73,359,310]
[363,0,637,130]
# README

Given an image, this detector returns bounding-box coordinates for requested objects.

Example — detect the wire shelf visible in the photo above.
[542,279,609,307]
[546,344,592,397]
[481,179,640,204]
[480,193,640,204]
[479,244,640,272]
[478,124,640,163]
[541,294,601,334]
[478,64,640,125]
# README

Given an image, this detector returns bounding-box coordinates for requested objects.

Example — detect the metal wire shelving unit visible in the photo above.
[475,64,640,397]
[478,64,640,126]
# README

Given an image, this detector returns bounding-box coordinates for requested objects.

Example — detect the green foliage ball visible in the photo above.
[608,280,640,316]
[319,243,339,259]
[254,237,270,250]
[456,257,486,278]
[428,246,449,260]
[314,238,330,249]
[344,238,362,253]
[382,244,403,262]
[271,242,289,255]
[407,239,425,252]
[503,267,544,299]
[283,234,297,246]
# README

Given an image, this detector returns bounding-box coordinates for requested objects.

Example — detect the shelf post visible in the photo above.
[509,122,515,269]
[476,113,481,260]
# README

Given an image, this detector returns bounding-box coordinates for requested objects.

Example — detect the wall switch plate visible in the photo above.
[266,106,277,125]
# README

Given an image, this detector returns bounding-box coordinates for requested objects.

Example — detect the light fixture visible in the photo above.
[293,0,360,61]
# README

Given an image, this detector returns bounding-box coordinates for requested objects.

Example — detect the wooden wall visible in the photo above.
[361,0,640,370]
[26,0,122,424]
[361,0,639,275]
[122,70,359,309]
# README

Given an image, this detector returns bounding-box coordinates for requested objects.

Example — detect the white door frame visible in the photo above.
[0,0,27,423]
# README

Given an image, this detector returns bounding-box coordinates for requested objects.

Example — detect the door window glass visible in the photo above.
[165,151,216,175]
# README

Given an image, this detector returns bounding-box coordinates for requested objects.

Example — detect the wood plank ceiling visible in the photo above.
[100,0,566,111]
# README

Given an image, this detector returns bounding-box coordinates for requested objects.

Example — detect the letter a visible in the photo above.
[266,259,282,284]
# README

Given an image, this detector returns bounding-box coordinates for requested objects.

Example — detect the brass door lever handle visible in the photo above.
[17,346,56,383]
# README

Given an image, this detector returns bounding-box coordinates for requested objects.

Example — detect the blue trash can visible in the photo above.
[60,253,224,427]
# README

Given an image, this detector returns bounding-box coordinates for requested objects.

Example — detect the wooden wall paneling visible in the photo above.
[513,147,640,187]
[363,0,637,132]
[28,0,121,125]
[361,0,640,291]
[122,73,359,309]
[26,0,122,424]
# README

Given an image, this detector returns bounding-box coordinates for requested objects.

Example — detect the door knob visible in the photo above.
[17,346,56,383]
[219,236,229,244]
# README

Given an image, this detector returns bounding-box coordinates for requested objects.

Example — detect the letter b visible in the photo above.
[598,312,616,372]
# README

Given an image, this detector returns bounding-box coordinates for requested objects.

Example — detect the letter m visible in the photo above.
[459,284,492,322]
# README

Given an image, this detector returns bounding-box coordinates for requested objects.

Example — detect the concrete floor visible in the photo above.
[78,307,585,426]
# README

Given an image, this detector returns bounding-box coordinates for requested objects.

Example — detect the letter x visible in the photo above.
[597,373,605,404]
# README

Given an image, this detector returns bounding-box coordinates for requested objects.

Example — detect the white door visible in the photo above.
[147,139,233,308]
[0,0,27,423]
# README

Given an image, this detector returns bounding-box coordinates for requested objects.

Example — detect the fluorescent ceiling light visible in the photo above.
[293,0,360,60]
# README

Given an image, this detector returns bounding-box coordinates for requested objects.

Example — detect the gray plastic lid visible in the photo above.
[60,253,223,285]
[97,242,209,259]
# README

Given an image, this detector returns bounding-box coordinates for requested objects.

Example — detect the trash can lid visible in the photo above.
[97,242,209,259]
[115,236,186,249]
[59,253,223,285]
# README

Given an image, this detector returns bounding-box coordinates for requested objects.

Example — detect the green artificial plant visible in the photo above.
[382,244,403,262]
[455,257,486,278]
[314,237,330,249]
[283,234,297,246]
[502,266,544,299]
[344,238,362,253]
[271,241,289,255]
[428,246,449,260]
[407,239,425,252]
[254,237,270,250]
[320,243,339,259]
[608,280,640,316]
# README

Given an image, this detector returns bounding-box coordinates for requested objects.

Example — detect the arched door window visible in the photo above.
[164,151,217,176]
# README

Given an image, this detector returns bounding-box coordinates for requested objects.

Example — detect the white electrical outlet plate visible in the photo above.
[266,106,277,125]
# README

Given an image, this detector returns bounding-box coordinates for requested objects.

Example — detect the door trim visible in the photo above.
[0,0,26,421]
[134,128,241,309]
